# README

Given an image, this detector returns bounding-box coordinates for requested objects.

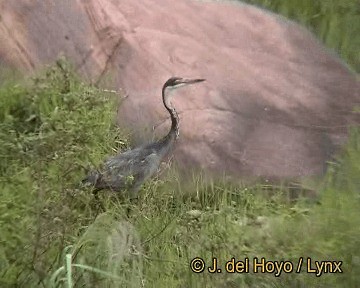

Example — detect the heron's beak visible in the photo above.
[182,78,206,85]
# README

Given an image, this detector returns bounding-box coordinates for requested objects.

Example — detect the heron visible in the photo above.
[82,77,206,200]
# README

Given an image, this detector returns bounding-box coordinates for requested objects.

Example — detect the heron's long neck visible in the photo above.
[161,86,179,143]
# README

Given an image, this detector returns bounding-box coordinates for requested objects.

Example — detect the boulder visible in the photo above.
[0,0,359,181]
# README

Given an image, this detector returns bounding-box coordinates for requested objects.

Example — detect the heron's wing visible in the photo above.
[98,146,160,190]
[104,146,151,172]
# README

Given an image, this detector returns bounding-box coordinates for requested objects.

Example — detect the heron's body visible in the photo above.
[82,77,205,199]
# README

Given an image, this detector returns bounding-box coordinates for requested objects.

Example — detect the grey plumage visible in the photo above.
[82,77,205,199]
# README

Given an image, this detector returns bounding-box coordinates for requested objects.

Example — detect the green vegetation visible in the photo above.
[0,61,126,287]
[0,60,359,287]
[241,0,360,72]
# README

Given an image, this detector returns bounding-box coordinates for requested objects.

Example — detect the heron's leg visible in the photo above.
[93,188,100,200]
[125,184,141,218]
[125,196,139,218]
[92,188,106,212]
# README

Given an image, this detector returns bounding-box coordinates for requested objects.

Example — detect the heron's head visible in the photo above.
[163,77,206,91]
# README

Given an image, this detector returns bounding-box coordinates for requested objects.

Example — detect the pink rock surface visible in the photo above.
[0,0,359,181]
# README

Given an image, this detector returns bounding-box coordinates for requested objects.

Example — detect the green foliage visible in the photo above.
[125,151,359,288]
[240,0,360,72]
[0,60,127,286]
[0,61,359,287]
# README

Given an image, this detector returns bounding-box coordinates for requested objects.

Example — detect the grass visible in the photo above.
[0,59,359,287]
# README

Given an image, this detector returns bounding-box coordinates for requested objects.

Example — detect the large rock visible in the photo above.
[0,0,359,181]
